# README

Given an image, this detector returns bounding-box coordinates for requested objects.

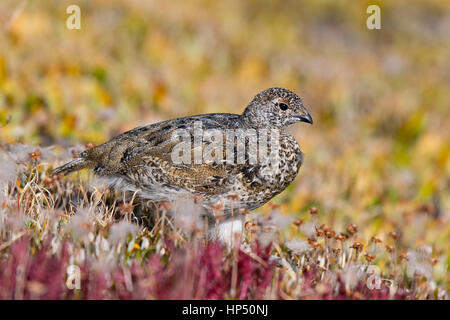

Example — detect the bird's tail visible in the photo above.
[51,158,90,176]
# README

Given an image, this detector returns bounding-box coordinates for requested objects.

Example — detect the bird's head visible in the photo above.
[242,87,312,128]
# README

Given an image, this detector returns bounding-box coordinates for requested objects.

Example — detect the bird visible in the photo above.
[52,87,312,240]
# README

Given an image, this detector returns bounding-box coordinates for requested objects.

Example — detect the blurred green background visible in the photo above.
[0,0,449,264]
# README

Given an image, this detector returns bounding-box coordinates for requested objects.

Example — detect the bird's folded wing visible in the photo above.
[93,115,251,194]
[118,134,243,195]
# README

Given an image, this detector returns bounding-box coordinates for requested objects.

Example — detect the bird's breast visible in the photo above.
[261,133,302,184]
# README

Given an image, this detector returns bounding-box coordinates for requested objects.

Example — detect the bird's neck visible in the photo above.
[240,109,278,130]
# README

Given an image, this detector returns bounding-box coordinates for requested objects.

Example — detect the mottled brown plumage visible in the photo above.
[53,88,312,218]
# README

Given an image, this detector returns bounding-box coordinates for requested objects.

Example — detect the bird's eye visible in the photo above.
[279,102,289,111]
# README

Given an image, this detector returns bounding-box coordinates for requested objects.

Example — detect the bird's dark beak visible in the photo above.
[299,113,313,125]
